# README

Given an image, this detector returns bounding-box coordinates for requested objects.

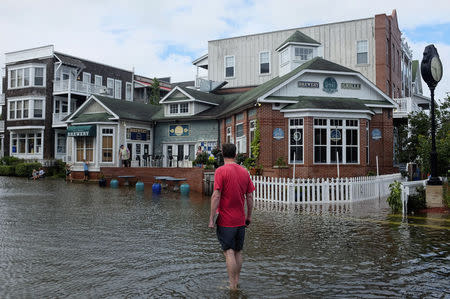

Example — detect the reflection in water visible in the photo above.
[0,177,448,298]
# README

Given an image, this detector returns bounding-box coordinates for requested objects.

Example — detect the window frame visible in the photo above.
[7,97,45,120]
[294,47,313,61]
[8,64,46,89]
[259,51,270,75]
[168,103,190,115]
[289,118,304,164]
[107,78,115,97]
[224,55,235,79]
[280,48,290,65]
[10,131,43,157]
[101,127,115,163]
[356,40,369,65]
[125,82,132,101]
[95,75,103,86]
[114,79,122,99]
[76,136,94,162]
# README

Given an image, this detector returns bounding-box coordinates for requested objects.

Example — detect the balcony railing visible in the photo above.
[53,79,114,97]
[0,120,4,132]
[393,97,421,118]
[52,112,70,127]
[0,93,5,105]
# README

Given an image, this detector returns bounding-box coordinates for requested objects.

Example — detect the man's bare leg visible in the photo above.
[224,249,239,290]
[234,250,243,287]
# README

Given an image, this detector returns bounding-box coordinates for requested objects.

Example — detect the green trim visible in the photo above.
[67,125,96,137]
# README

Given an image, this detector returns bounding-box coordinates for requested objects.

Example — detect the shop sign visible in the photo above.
[67,125,96,137]
[330,129,342,142]
[127,128,150,141]
[298,81,319,88]
[169,124,189,137]
[371,129,382,140]
[273,128,285,140]
[323,77,338,93]
[341,83,361,90]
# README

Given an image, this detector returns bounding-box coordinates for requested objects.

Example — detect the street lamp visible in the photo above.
[420,44,443,185]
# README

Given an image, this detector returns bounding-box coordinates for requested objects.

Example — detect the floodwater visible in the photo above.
[0,177,449,298]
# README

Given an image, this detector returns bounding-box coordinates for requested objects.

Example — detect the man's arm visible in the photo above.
[245,192,254,225]
[208,190,221,228]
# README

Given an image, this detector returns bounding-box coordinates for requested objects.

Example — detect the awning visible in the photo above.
[67,125,96,137]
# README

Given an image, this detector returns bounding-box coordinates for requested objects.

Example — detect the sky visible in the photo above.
[1,0,449,100]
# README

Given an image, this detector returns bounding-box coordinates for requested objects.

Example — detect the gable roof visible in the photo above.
[69,95,162,123]
[160,86,224,106]
[54,53,86,69]
[276,30,321,51]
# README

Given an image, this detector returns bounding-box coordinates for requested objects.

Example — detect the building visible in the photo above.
[0,45,171,162]
[194,10,404,99]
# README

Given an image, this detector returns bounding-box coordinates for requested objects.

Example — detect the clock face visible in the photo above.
[431,56,443,82]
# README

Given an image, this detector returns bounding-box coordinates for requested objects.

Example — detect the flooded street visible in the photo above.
[0,177,449,298]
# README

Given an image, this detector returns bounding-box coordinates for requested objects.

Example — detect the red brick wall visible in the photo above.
[375,10,402,98]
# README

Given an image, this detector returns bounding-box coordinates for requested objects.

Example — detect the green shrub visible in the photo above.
[0,165,16,176]
[367,170,376,176]
[0,156,21,166]
[15,162,42,177]
[275,156,287,167]
[408,186,427,212]
[387,181,402,213]
[193,152,209,166]
[46,160,66,178]
[444,182,450,208]
[235,153,247,165]
[243,157,256,170]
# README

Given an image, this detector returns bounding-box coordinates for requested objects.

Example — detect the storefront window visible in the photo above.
[236,123,244,138]
[102,128,114,162]
[76,137,94,162]
[289,118,303,163]
[10,132,42,155]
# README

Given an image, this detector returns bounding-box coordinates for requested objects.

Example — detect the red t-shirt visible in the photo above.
[214,163,255,227]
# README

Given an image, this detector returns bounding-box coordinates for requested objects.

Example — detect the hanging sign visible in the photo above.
[169,124,189,137]
[127,128,150,141]
[323,77,338,93]
[298,81,319,88]
[273,128,285,140]
[330,129,342,142]
[371,129,382,140]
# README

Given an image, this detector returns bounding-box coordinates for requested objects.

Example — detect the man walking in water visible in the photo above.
[209,143,254,290]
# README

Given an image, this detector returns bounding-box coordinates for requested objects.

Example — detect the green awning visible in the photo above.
[67,125,96,137]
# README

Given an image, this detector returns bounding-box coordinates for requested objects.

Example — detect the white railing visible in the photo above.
[53,79,114,96]
[52,112,70,126]
[0,120,4,132]
[0,93,5,105]
[394,97,420,117]
[251,173,402,204]
[400,180,427,215]
[195,76,209,88]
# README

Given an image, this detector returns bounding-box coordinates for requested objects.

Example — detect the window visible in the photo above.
[95,75,102,86]
[366,120,370,164]
[236,112,244,122]
[226,117,232,125]
[101,128,114,162]
[169,103,189,115]
[236,123,244,138]
[289,118,303,163]
[260,51,270,74]
[226,127,232,143]
[225,56,235,78]
[357,40,368,64]
[114,80,122,99]
[125,82,132,101]
[34,67,44,86]
[56,132,66,155]
[10,132,42,155]
[280,49,289,65]
[107,78,114,97]
[7,98,44,120]
[8,65,45,88]
[313,118,359,164]
[249,120,256,155]
[248,108,256,118]
[179,103,189,113]
[76,137,94,162]
[294,47,313,61]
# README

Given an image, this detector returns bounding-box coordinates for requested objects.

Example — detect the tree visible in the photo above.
[148,78,161,105]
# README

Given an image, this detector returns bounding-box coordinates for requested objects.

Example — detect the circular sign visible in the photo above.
[330,129,341,142]
[273,128,285,140]
[174,125,184,136]
[323,77,338,93]
[293,131,302,142]
[371,129,382,140]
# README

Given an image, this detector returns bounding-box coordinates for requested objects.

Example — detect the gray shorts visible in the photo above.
[216,225,246,251]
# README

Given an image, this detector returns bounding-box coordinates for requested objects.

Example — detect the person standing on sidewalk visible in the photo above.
[208,143,254,290]
[119,145,130,167]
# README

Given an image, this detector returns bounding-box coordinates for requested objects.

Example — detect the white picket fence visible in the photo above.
[251,173,402,204]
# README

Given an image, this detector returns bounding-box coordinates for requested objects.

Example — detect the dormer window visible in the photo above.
[169,103,189,115]
[294,47,313,61]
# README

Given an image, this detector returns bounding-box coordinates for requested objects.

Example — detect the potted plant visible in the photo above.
[98,172,107,187]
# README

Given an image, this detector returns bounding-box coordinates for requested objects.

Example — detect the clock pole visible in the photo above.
[428,86,441,185]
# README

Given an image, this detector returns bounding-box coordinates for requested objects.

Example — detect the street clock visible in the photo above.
[421,45,443,88]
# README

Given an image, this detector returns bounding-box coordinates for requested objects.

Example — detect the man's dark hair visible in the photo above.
[222,143,236,159]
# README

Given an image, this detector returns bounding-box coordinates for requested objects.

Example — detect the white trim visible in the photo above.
[7,64,47,89]
[125,82,133,101]
[95,75,103,86]
[160,86,193,103]
[100,126,115,164]
[224,55,235,79]
[281,108,375,115]
[256,69,396,106]
[7,96,46,121]
[8,125,45,130]
[54,51,132,73]
[283,111,372,120]
[70,122,116,125]
[114,79,122,99]
[356,40,369,65]
[276,42,321,52]
[192,54,208,65]
[160,86,219,106]
[288,117,304,165]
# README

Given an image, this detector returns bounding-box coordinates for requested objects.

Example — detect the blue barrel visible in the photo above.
[152,183,162,194]
[110,179,119,188]
[180,183,190,196]
[136,181,145,192]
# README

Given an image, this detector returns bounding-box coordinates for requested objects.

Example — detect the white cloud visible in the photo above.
[0,0,449,95]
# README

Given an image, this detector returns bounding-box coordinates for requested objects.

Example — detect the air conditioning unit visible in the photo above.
[99,87,108,94]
